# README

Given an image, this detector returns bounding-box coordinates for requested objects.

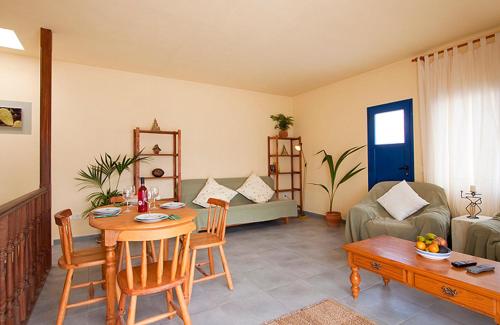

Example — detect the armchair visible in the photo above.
[464,214,500,261]
[345,181,451,243]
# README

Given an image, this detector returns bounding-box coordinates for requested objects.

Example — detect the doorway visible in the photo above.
[367,99,414,189]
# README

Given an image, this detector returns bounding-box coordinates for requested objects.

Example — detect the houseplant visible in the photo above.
[76,152,147,216]
[311,146,365,226]
[270,114,294,138]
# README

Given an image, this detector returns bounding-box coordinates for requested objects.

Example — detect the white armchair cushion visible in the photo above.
[192,177,238,208]
[377,180,429,221]
[237,174,275,203]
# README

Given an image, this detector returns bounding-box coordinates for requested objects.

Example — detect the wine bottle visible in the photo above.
[137,177,148,212]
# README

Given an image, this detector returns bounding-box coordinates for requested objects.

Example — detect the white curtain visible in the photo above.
[418,33,500,217]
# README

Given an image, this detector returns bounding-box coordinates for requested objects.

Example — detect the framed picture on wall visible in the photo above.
[0,100,31,134]
[0,107,22,128]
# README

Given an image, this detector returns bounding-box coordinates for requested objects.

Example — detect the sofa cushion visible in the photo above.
[192,177,238,208]
[237,174,275,203]
[377,180,429,221]
[182,177,276,207]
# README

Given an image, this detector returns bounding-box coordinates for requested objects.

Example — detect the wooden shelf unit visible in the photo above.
[267,136,303,214]
[133,128,182,201]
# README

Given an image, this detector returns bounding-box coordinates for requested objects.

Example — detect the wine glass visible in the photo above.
[151,187,159,208]
[123,188,132,211]
[146,191,153,214]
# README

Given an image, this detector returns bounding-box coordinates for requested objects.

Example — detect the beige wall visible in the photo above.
[293,59,422,217]
[0,53,40,204]
[0,52,292,238]
[51,61,292,237]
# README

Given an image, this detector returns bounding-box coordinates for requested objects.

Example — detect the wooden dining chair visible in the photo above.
[54,209,107,325]
[117,222,195,325]
[108,196,158,270]
[186,198,233,302]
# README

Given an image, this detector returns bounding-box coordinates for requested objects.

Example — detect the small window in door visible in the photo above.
[374,109,405,145]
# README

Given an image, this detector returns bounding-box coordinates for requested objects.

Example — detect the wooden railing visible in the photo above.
[0,188,51,324]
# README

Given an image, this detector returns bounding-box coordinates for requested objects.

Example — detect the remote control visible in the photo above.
[466,264,495,274]
[451,260,477,268]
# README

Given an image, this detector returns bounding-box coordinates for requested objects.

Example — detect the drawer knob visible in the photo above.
[441,286,457,297]
[371,262,382,270]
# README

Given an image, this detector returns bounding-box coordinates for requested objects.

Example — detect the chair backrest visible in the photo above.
[206,198,229,241]
[54,209,74,265]
[117,222,195,289]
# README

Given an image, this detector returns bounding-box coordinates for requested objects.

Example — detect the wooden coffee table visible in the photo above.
[343,236,500,324]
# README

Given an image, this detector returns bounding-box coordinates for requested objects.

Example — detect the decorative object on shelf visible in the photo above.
[280,145,289,156]
[270,113,294,138]
[152,168,165,178]
[151,118,161,131]
[460,185,482,219]
[267,136,303,215]
[75,151,148,216]
[311,146,366,226]
[294,144,307,217]
[152,144,162,154]
[134,128,182,201]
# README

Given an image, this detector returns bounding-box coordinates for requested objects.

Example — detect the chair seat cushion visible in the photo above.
[117,260,184,295]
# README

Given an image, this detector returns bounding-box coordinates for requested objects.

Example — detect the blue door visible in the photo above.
[367,99,414,189]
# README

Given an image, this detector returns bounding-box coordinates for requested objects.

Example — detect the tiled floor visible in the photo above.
[29,215,495,324]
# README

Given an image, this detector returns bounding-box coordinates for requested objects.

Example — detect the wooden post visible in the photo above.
[177,129,182,201]
[39,28,51,190]
[39,28,52,270]
[133,128,140,191]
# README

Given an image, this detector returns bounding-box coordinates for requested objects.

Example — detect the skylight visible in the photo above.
[0,28,24,50]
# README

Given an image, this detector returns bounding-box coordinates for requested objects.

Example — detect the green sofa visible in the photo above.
[181,176,298,230]
[345,181,451,243]
[464,215,500,261]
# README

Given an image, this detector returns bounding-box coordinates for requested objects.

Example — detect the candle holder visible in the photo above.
[460,190,482,219]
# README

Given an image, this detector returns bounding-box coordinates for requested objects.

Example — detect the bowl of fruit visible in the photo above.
[415,233,451,260]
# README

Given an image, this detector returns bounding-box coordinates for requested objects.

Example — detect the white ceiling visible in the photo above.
[1,0,500,96]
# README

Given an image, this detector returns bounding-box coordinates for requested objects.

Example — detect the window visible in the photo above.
[374,109,405,145]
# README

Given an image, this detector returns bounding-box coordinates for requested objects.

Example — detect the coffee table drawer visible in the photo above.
[414,274,495,316]
[353,255,404,281]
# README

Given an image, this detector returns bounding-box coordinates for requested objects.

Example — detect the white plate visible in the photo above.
[135,213,170,223]
[416,248,451,260]
[160,202,186,209]
[93,207,121,215]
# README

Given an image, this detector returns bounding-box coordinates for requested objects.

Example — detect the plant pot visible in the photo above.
[325,211,342,226]
[278,130,288,138]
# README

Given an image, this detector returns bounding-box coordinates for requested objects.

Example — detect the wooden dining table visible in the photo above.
[89,202,197,325]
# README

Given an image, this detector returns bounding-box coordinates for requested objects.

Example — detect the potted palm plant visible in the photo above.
[76,152,147,216]
[311,146,365,226]
[270,114,294,138]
